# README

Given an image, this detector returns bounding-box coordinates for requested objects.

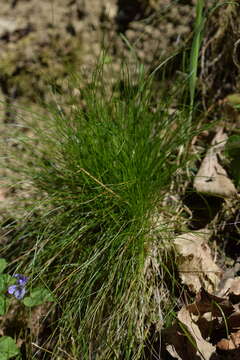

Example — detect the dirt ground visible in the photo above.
[0,0,197,112]
[0,0,238,117]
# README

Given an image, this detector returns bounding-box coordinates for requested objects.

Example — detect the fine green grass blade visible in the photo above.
[189,0,205,115]
[1,61,198,359]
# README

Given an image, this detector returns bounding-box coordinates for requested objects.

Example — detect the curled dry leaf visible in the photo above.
[178,307,216,359]
[194,154,236,198]
[217,331,240,350]
[227,312,240,330]
[174,229,222,293]
[164,286,240,360]
[163,287,240,360]
[165,323,199,360]
[165,306,216,360]
[194,129,237,198]
[187,288,235,317]
[230,278,240,296]
[218,276,240,299]
[217,262,240,297]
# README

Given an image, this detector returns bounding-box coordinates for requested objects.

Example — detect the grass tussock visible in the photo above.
[2,63,195,359]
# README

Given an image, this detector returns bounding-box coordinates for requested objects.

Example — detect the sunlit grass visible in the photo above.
[0,60,199,359]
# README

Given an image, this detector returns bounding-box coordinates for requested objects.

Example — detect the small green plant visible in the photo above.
[2,60,199,359]
[0,337,19,360]
[0,258,54,360]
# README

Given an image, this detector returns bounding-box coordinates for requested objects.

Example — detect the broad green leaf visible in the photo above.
[0,259,7,274]
[0,296,9,316]
[0,336,19,360]
[0,274,13,293]
[23,287,54,307]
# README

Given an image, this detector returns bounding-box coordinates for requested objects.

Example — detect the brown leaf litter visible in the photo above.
[174,228,222,293]
[163,270,240,359]
[193,129,237,198]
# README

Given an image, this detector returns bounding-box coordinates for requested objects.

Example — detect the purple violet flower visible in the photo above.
[8,274,28,300]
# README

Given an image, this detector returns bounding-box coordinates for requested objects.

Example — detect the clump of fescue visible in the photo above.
[3,63,193,359]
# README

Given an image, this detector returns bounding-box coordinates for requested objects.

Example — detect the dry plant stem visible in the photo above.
[77,167,121,199]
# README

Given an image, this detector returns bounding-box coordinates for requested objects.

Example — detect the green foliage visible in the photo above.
[0,337,19,360]
[23,287,54,307]
[0,1,228,357]
[189,0,205,111]
[0,259,7,274]
[4,61,198,359]
[0,259,14,316]
[0,296,8,317]
[0,257,55,358]
[0,274,13,294]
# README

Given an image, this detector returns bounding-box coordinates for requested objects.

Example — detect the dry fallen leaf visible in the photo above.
[174,229,222,293]
[165,323,199,360]
[187,288,235,317]
[165,306,216,360]
[178,306,216,359]
[217,331,240,350]
[217,262,240,297]
[227,312,240,330]
[194,129,237,198]
[218,277,240,299]
[163,287,240,360]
